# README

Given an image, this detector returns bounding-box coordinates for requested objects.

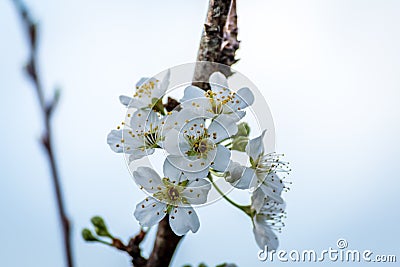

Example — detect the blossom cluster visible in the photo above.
[107,70,290,249]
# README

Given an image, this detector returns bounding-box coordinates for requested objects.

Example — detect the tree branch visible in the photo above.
[193,0,239,89]
[145,217,183,267]
[220,0,240,69]
[11,1,74,267]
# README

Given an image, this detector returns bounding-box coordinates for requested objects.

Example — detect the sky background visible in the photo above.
[1,0,400,266]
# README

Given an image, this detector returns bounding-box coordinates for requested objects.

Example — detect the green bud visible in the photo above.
[231,136,248,152]
[81,228,97,242]
[236,122,250,137]
[91,216,113,238]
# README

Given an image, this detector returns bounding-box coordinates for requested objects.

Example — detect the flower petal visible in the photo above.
[128,148,155,161]
[209,72,228,89]
[246,130,266,160]
[163,158,183,181]
[251,188,265,213]
[119,95,133,106]
[233,167,257,189]
[166,155,211,177]
[181,97,214,118]
[208,116,238,143]
[236,87,254,109]
[163,128,184,155]
[159,69,170,96]
[107,129,140,153]
[107,129,125,153]
[180,85,205,102]
[211,145,231,172]
[182,179,211,205]
[119,95,144,109]
[169,207,200,235]
[134,197,167,227]
[253,214,279,250]
[226,161,245,184]
[136,77,150,87]
[132,167,163,193]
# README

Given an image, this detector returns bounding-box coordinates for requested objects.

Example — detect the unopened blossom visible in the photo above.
[251,188,286,250]
[163,110,237,174]
[133,159,211,235]
[180,72,254,122]
[107,109,175,161]
[119,70,170,110]
[226,130,288,203]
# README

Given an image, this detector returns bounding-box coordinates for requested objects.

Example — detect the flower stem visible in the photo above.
[208,173,251,216]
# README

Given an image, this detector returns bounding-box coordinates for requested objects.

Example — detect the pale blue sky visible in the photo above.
[1,0,400,266]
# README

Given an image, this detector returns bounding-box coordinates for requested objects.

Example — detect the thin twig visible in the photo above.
[11,1,73,267]
[108,230,148,266]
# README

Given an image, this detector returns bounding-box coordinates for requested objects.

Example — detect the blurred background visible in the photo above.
[1,0,400,266]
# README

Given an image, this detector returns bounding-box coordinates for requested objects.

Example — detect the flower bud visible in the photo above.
[91,216,113,238]
[236,122,250,137]
[231,136,248,152]
[81,228,97,242]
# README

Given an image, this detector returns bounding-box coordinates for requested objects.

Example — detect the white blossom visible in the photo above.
[119,70,170,110]
[251,188,286,250]
[163,110,237,174]
[133,159,211,235]
[180,72,254,122]
[107,109,175,161]
[226,130,288,203]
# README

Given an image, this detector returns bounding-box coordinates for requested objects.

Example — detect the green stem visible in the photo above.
[94,238,113,246]
[208,173,251,216]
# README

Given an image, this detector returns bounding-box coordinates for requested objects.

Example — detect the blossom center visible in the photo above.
[168,187,180,201]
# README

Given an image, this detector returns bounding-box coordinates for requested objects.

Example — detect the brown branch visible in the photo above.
[109,230,148,267]
[11,1,74,267]
[145,217,183,267]
[193,0,238,89]
[102,217,182,267]
[220,0,240,69]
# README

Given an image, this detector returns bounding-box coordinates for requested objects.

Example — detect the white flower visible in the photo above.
[251,188,286,250]
[163,110,237,174]
[107,109,175,161]
[133,159,211,235]
[119,70,170,110]
[226,130,288,203]
[180,72,254,122]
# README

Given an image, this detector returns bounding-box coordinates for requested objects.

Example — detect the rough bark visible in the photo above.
[193,0,238,89]
[220,0,240,68]
[145,217,183,267]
